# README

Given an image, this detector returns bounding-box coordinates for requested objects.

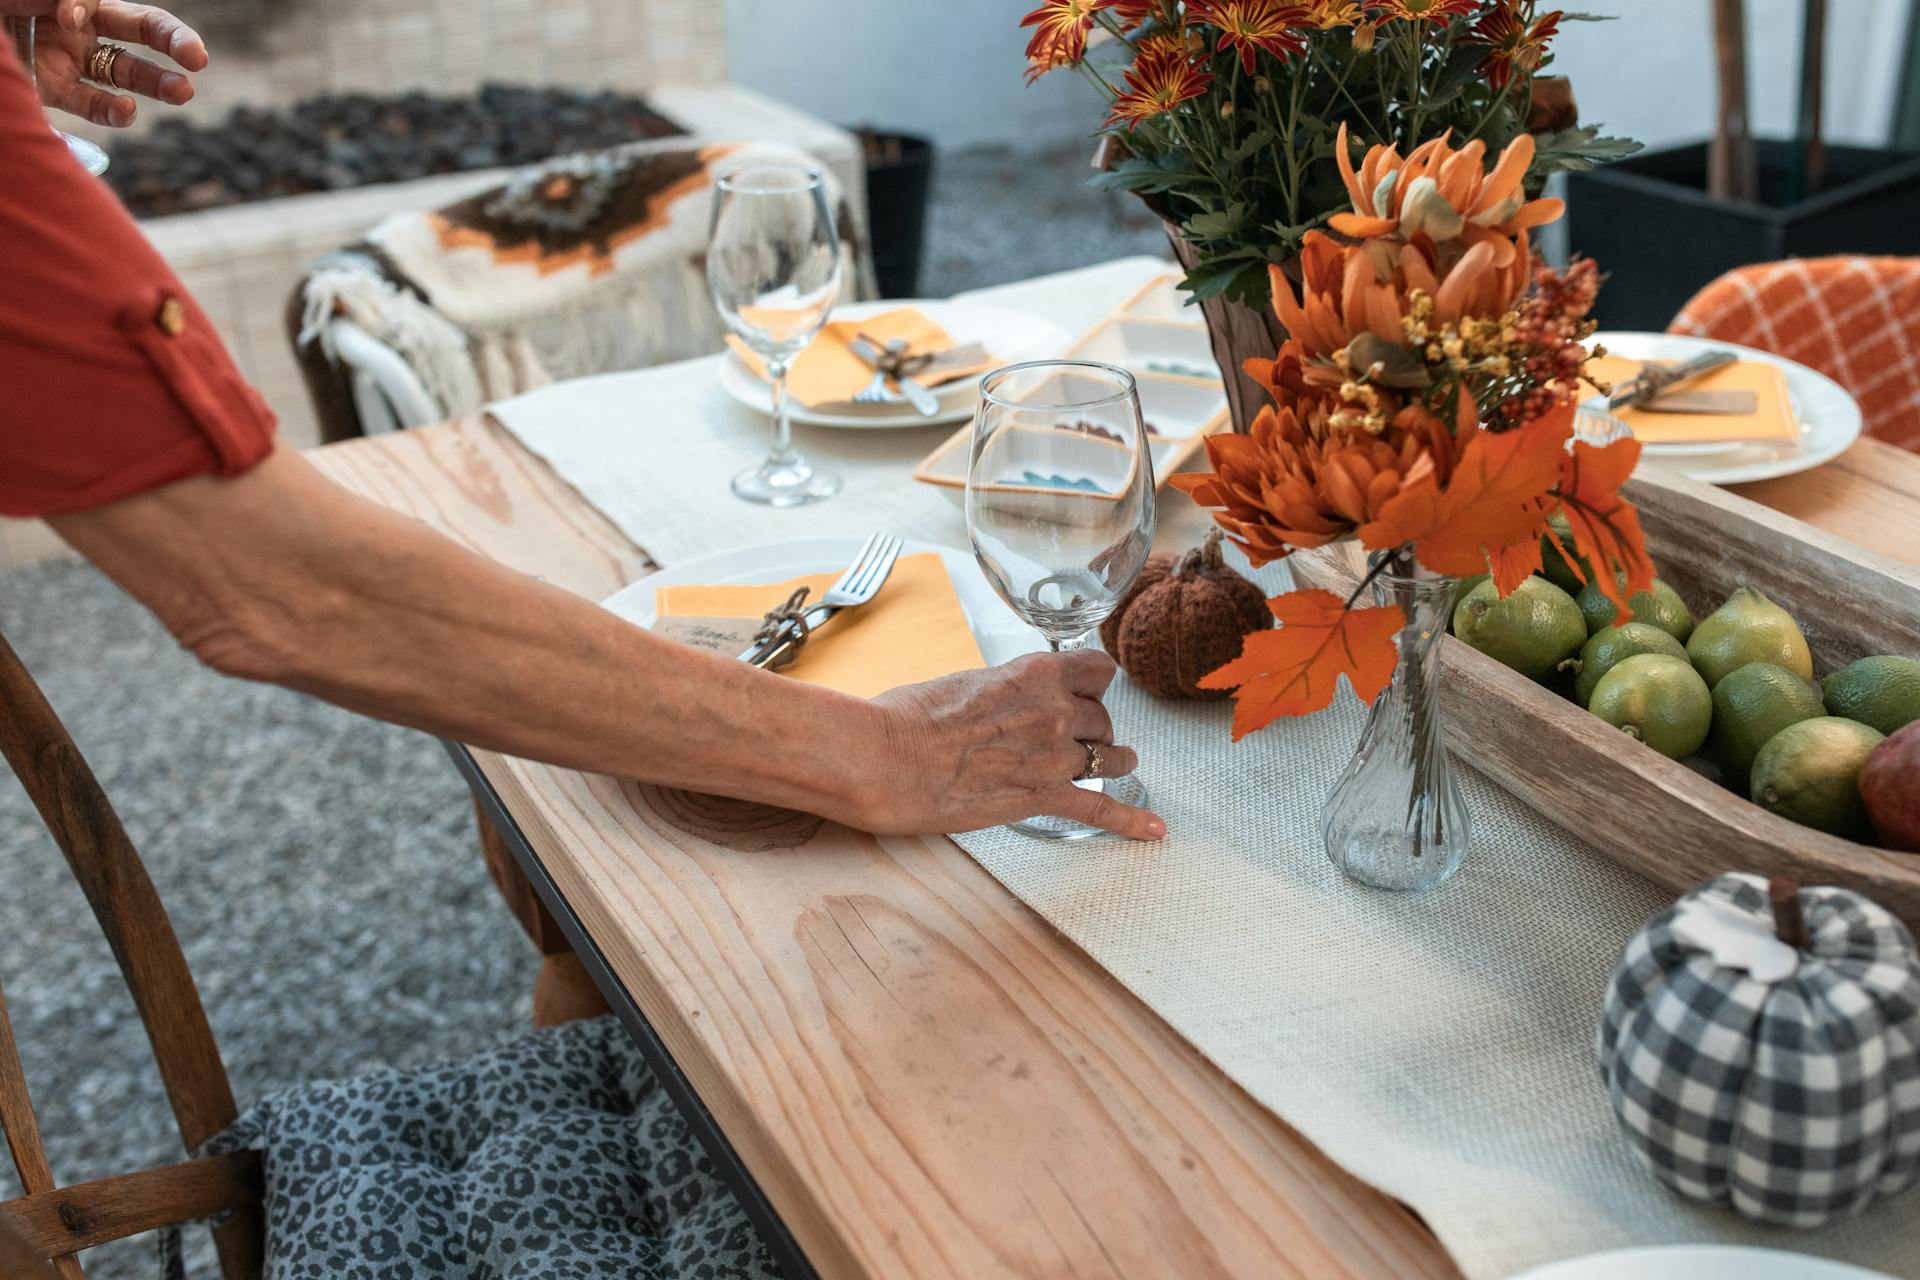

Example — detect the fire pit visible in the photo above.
[107,83,685,218]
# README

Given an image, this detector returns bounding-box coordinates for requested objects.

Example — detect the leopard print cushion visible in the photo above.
[161,1016,783,1279]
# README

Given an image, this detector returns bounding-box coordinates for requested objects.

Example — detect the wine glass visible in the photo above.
[5,17,110,175]
[706,162,842,506]
[966,359,1157,840]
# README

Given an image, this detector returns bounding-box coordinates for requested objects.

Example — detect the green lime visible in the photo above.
[1448,572,1490,629]
[1566,622,1689,708]
[1452,576,1587,683]
[1588,654,1713,759]
[1706,661,1828,785]
[1750,716,1886,840]
[1822,656,1920,736]
[1576,576,1695,642]
[1539,512,1592,596]
[1686,586,1814,688]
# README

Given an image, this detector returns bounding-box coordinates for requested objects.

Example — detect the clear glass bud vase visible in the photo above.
[1320,552,1471,891]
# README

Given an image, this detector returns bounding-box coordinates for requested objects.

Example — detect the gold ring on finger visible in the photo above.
[1074,740,1104,782]
[88,43,122,88]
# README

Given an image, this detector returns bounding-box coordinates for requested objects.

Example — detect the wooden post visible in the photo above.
[1799,0,1828,195]
[1711,0,1755,201]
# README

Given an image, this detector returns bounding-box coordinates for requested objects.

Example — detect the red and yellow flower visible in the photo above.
[1364,0,1477,23]
[1105,41,1216,129]
[1186,0,1311,74]
[1470,3,1562,90]
[1019,0,1115,65]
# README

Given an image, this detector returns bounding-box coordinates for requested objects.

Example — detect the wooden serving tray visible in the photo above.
[1293,466,1920,925]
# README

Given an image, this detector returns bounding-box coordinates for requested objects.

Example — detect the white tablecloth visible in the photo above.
[489,256,1920,1280]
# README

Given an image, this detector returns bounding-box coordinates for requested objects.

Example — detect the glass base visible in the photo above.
[1007,774,1148,841]
[61,131,109,176]
[731,457,839,507]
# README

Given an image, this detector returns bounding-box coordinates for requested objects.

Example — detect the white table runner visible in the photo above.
[489,256,1920,1279]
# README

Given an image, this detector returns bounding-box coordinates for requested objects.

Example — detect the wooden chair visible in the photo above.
[0,626,265,1278]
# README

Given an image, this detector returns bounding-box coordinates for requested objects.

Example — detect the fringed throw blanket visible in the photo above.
[292,139,874,442]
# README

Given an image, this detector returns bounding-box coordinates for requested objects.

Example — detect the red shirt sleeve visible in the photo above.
[0,50,274,518]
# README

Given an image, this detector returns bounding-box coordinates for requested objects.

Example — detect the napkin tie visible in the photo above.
[750,587,815,666]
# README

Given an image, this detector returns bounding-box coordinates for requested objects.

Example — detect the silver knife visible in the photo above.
[849,335,942,417]
[1608,350,1737,411]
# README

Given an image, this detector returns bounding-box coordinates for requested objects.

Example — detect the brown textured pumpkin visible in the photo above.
[1108,530,1272,699]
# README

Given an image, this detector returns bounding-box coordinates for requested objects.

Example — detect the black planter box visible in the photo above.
[1566,139,1920,332]
[858,132,935,300]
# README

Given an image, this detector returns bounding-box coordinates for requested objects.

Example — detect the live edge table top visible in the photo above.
[308,413,1920,1280]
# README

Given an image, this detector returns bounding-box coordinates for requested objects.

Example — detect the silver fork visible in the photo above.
[852,369,896,406]
[736,533,905,668]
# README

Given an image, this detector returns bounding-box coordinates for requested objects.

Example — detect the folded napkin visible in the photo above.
[727,308,993,409]
[654,552,986,698]
[1586,353,1799,445]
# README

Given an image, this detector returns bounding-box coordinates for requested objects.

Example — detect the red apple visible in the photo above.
[1862,721,1920,852]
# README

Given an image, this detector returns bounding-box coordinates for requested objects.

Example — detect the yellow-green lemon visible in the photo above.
[1821,656,1920,736]
[1750,716,1885,840]
[1576,575,1695,642]
[1706,661,1828,786]
[1588,654,1713,759]
[1448,572,1490,628]
[1452,577,1587,683]
[1567,622,1689,708]
[1539,512,1592,596]
[1686,586,1814,688]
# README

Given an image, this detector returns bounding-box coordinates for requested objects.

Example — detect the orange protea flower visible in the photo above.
[1187,0,1311,73]
[1105,42,1216,129]
[1266,237,1408,363]
[1020,0,1115,64]
[1470,3,1562,90]
[1364,0,1477,22]
[1330,122,1564,243]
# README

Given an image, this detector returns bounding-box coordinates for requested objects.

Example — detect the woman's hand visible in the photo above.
[864,649,1165,840]
[10,1,206,127]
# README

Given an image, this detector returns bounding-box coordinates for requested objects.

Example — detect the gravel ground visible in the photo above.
[0,139,1168,1279]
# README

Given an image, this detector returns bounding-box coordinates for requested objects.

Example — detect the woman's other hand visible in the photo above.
[15,1,206,127]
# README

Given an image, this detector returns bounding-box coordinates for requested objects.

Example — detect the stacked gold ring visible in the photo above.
[87,43,122,88]
[1075,740,1104,782]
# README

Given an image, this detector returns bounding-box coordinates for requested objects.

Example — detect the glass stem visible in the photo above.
[1049,632,1090,653]
[767,359,797,467]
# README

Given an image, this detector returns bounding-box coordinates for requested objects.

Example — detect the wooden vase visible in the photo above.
[1161,229,1292,435]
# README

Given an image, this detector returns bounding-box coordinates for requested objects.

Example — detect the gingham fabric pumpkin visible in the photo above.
[1596,872,1920,1228]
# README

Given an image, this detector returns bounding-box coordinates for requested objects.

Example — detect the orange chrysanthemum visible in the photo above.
[1470,3,1562,91]
[1112,0,1175,29]
[1299,0,1367,25]
[1024,32,1078,84]
[1020,0,1115,64]
[1364,0,1477,22]
[1186,0,1311,74]
[1105,43,1215,129]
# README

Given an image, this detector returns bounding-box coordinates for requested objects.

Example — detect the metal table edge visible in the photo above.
[441,740,821,1280]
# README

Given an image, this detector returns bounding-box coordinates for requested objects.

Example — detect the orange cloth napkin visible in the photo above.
[1586,353,1799,445]
[726,308,992,409]
[654,552,986,698]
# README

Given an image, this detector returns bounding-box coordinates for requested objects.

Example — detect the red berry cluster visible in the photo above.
[1489,257,1603,431]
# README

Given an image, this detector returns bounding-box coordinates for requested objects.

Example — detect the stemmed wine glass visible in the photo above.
[966,359,1157,840]
[5,17,110,175]
[706,162,842,506]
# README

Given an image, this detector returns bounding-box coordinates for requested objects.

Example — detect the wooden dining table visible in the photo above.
[307,402,1920,1280]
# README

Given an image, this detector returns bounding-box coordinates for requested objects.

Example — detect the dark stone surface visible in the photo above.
[106,84,685,217]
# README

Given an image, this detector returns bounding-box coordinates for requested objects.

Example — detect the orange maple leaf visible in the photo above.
[1199,589,1405,738]
[1556,435,1655,616]
[1359,403,1570,577]
[1489,533,1546,596]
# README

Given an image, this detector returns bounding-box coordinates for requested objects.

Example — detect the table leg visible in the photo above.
[474,797,611,1026]
[443,742,820,1280]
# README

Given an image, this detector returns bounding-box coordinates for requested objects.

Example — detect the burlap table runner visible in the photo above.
[490,255,1920,1278]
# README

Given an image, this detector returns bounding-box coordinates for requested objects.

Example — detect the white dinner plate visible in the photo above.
[717,300,1075,430]
[1584,331,1862,486]
[1510,1245,1896,1280]
[601,536,1046,668]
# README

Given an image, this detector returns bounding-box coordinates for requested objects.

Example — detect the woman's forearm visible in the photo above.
[52,446,894,822]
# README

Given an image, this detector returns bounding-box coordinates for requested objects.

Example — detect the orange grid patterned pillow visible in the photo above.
[1668,256,1920,454]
